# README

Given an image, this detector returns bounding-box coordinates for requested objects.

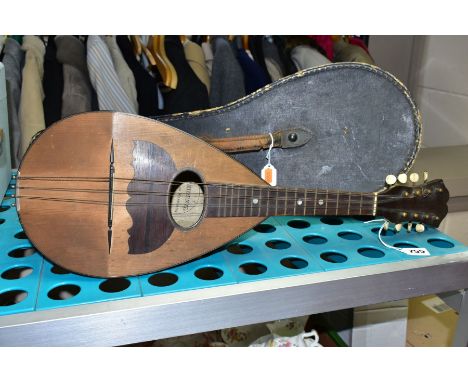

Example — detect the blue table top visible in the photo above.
[1,173,466,317]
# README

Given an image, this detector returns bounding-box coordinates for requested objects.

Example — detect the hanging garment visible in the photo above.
[264,58,283,81]
[2,38,24,167]
[42,36,63,126]
[262,36,285,80]
[236,48,270,94]
[201,41,213,76]
[104,36,138,112]
[247,36,272,83]
[87,35,137,113]
[55,36,93,118]
[116,35,161,116]
[183,39,210,93]
[162,36,209,113]
[291,45,331,70]
[333,39,375,64]
[19,35,45,156]
[307,36,334,61]
[349,36,370,54]
[272,36,297,76]
[209,36,245,107]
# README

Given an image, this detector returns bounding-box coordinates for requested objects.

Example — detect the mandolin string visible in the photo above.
[13,195,400,209]
[12,198,383,216]
[13,191,404,205]
[16,175,413,199]
[15,185,408,202]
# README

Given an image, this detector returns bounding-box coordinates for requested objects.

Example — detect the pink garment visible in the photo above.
[349,36,370,54]
[307,35,334,61]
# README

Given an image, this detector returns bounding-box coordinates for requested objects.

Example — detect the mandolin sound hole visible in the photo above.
[170,171,205,229]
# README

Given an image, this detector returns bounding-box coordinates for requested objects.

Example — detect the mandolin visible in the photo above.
[16,112,449,278]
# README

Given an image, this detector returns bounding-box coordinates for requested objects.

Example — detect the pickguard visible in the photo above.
[127,140,176,254]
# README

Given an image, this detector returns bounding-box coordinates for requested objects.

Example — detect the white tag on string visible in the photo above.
[261,133,277,186]
[364,219,431,256]
[397,247,430,256]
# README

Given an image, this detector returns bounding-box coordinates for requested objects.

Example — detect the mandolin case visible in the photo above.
[154,63,422,192]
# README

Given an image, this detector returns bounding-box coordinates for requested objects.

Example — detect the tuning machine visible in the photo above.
[385,174,397,186]
[397,173,407,184]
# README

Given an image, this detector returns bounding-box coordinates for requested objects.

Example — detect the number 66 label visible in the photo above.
[398,247,431,256]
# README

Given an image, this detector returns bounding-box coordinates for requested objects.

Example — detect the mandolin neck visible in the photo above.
[205,184,377,218]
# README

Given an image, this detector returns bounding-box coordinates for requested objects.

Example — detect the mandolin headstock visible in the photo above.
[376,174,449,229]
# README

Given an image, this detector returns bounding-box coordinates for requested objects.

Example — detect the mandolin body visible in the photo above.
[17,113,266,278]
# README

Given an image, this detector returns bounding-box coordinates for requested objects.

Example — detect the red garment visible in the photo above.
[349,37,370,54]
[307,35,334,61]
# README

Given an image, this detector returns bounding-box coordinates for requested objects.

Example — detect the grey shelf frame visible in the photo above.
[1,252,468,346]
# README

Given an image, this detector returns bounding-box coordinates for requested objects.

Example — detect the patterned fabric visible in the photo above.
[87,35,136,113]
[104,35,138,111]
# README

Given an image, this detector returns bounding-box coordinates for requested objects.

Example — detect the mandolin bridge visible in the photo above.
[108,140,114,254]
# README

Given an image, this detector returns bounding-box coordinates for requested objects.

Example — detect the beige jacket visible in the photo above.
[184,40,210,94]
[104,36,138,112]
[19,36,45,156]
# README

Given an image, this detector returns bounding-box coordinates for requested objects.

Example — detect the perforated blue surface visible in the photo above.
[1,173,467,316]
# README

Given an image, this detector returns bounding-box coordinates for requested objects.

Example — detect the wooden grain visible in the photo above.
[18,112,265,277]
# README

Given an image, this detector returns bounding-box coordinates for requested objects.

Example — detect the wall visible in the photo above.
[370,35,468,148]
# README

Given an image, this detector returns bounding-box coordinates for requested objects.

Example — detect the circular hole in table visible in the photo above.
[253,224,276,233]
[0,290,28,306]
[195,267,224,281]
[0,218,5,225]
[47,284,81,300]
[320,252,348,263]
[320,217,343,225]
[265,240,291,250]
[239,262,267,275]
[50,265,71,275]
[338,231,363,240]
[8,247,35,258]
[99,278,131,293]
[0,206,11,213]
[358,247,385,258]
[287,220,311,229]
[148,272,178,287]
[303,235,327,245]
[280,257,309,269]
[227,243,253,255]
[14,231,28,240]
[1,266,33,280]
[427,239,455,248]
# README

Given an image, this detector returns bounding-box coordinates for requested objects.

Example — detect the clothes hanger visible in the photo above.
[130,35,143,57]
[148,35,178,89]
[242,35,249,51]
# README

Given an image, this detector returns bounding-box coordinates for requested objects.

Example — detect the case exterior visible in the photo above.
[154,63,421,192]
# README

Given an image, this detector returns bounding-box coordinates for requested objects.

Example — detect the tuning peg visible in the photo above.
[394,223,402,232]
[383,221,389,231]
[415,224,425,233]
[397,173,408,184]
[409,173,420,183]
[386,174,397,185]
[407,222,413,232]
[423,171,429,183]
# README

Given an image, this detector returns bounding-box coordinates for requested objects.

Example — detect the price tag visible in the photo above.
[261,164,277,186]
[398,247,431,256]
